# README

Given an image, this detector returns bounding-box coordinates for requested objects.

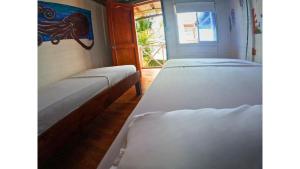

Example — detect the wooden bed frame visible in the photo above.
[38,71,141,165]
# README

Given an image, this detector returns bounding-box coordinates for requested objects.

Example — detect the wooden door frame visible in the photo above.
[106,0,141,71]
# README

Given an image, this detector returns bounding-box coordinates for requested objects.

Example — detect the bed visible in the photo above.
[38,65,141,164]
[97,58,262,169]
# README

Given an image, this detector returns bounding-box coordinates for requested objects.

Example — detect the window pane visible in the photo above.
[177,12,198,44]
[197,12,217,41]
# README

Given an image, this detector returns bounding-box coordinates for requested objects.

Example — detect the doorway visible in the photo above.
[134,0,167,68]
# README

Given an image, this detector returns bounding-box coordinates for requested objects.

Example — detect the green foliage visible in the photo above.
[136,19,152,32]
[136,19,154,67]
[136,18,165,68]
[147,60,164,67]
[136,19,153,46]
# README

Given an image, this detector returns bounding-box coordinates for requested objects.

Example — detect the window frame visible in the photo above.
[174,2,219,46]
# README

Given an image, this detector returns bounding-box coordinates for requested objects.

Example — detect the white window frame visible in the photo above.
[174,2,218,45]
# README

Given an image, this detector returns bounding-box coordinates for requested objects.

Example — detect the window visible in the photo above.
[177,11,217,44]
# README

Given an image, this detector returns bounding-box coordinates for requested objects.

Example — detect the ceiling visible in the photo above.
[134,1,162,20]
[116,0,148,4]
[93,0,156,5]
[93,0,107,5]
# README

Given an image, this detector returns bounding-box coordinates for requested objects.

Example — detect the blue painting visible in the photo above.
[38,1,94,49]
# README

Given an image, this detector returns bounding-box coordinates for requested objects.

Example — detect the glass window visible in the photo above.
[177,11,217,44]
[177,12,198,44]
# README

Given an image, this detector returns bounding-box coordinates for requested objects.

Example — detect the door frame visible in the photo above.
[133,0,169,68]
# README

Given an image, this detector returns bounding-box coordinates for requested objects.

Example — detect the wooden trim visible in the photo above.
[136,13,162,21]
[38,71,141,166]
[130,4,142,71]
[96,0,160,6]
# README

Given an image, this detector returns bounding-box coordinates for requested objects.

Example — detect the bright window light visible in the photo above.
[177,12,198,44]
[177,11,217,44]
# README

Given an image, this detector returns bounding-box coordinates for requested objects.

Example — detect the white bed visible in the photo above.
[98,58,262,169]
[38,65,136,135]
[117,105,262,169]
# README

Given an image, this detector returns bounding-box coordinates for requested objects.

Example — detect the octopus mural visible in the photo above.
[38,2,94,49]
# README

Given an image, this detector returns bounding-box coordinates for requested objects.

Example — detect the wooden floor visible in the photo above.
[41,68,160,169]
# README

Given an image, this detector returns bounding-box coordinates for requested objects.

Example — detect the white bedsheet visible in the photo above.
[72,65,136,86]
[38,65,136,135]
[117,105,262,169]
[164,58,260,68]
[98,58,262,169]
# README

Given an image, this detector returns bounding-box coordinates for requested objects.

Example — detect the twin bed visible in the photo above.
[97,58,262,169]
[38,65,138,135]
[38,65,141,163]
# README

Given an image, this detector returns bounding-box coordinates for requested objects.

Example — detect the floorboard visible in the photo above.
[40,68,160,169]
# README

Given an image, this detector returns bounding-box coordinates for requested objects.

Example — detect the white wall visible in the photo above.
[162,0,233,59]
[38,0,112,89]
[229,0,248,60]
[229,0,262,63]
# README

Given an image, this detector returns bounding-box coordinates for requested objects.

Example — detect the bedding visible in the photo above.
[38,65,136,135]
[164,58,261,68]
[115,105,262,169]
[98,58,262,169]
[72,65,136,86]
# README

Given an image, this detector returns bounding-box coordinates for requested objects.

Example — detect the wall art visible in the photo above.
[38,1,94,49]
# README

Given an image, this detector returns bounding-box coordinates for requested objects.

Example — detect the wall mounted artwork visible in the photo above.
[252,8,262,34]
[38,1,94,49]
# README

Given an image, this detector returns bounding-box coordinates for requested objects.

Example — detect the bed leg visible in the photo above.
[135,81,142,96]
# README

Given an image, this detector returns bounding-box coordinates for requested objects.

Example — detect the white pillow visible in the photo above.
[116,105,262,169]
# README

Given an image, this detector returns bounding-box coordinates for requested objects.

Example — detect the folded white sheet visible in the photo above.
[72,65,136,87]
[114,105,262,169]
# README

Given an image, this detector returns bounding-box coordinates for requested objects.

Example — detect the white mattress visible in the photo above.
[117,105,262,169]
[73,65,137,86]
[98,58,262,169]
[38,65,136,135]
